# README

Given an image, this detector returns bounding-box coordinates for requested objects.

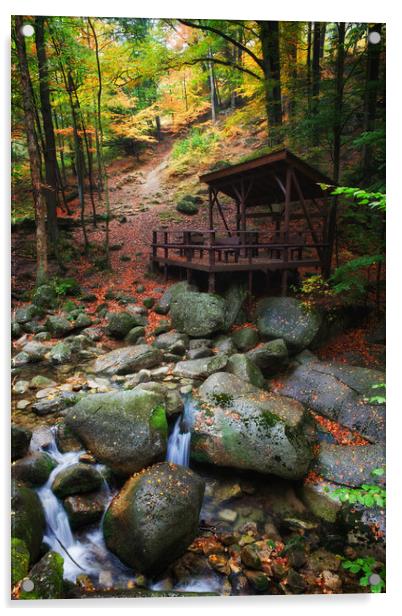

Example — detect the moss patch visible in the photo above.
[150,405,168,439]
[11,538,30,587]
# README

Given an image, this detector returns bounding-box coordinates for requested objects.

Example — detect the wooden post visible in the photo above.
[208,272,216,293]
[208,186,214,230]
[281,167,292,296]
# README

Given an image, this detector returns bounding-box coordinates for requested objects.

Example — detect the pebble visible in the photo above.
[218,508,238,523]
[180,385,192,395]
[36,387,58,399]
[13,380,30,395]
[16,399,30,410]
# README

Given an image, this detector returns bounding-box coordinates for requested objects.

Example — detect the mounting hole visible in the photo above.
[369,573,381,586]
[21,578,34,592]
[21,24,35,37]
[368,31,381,45]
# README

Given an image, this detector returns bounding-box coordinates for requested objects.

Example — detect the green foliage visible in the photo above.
[172,128,220,160]
[325,185,386,212]
[367,383,386,405]
[53,277,81,297]
[342,556,385,593]
[331,468,386,508]
[329,254,384,301]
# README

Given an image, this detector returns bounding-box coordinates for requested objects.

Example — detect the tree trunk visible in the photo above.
[258,21,283,144]
[306,22,312,115]
[14,16,47,283]
[208,51,217,122]
[362,23,382,176]
[311,22,321,144]
[324,22,345,278]
[35,16,59,248]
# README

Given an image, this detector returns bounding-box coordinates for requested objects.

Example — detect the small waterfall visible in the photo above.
[33,428,125,583]
[166,395,195,467]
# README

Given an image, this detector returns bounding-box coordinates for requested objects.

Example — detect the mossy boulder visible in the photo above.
[106,311,140,339]
[103,462,205,573]
[192,378,313,479]
[19,551,64,600]
[51,463,103,498]
[11,537,30,587]
[48,341,73,365]
[93,344,162,375]
[74,312,92,329]
[173,354,228,379]
[199,372,258,400]
[226,353,265,388]
[154,332,189,355]
[11,484,46,563]
[256,297,322,352]
[170,292,226,337]
[156,281,198,314]
[12,452,57,487]
[125,326,146,344]
[11,425,32,461]
[301,480,342,523]
[15,304,40,324]
[32,284,57,309]
[65,389,168,475]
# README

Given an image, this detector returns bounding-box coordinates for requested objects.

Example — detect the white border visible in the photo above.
[2,1,401,613]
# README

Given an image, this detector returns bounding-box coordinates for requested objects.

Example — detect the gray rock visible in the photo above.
[82,327,103,342]
[11,352,30,368]
[52,463,103,497]
[63,492,108,529]
[192,389,312,479]
[46,315,74,338]
[256,297,322,351]
[22,340,47,362]
[13,380,30,395]
[170,292,226,337]
[106,311,140,339]
[12,452,57,487]
[199,372,259,400]
[11,425,32,461]
[154,332,189,355]
[34,331,51,342]
[74,312,92,329]
[15,304,40,324]
[187,347,213,360]
[313,442,386,487]
[65,389,168,475]
[32,391,77,416]
[223,282,248,329]
[173,354,228,379]
[227,353,265,388]
[93,344,162,375]
[103,462,205,573]
[48,341,73,365]
[271,360,385,443]
[11,321,23,338]
[247,339,289,376]
[212,334,237,355]
[189,338,212,350]
[30,375,57,389]
[232,327,259,352]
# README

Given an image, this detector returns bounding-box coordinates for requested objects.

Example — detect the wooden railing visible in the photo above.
[151,228,327,268]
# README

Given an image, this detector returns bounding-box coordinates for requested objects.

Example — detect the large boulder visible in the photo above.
[313,442,385,487]
[65,389,168,475]
[157,281,198,314]
[232,327,259,352]
[223,281,248,329]
[256,297,322,352]
[271,360,385,443]
[11,484,46,562]
[103,462,205,573]
[170,292,226,337]
[193,378,313,479]
[93,344,162,375]
[226,353,265,388]
[32,284,57,309]
[63,492,108,529]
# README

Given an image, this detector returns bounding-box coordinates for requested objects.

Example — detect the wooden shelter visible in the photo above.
[151,149,335,294]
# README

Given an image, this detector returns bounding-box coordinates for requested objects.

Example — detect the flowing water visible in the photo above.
[166,395,195,467]
[32,428,131,584]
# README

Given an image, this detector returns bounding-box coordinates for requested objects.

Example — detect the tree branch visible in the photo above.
[179,56,262,81]
[178,19,264,72]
